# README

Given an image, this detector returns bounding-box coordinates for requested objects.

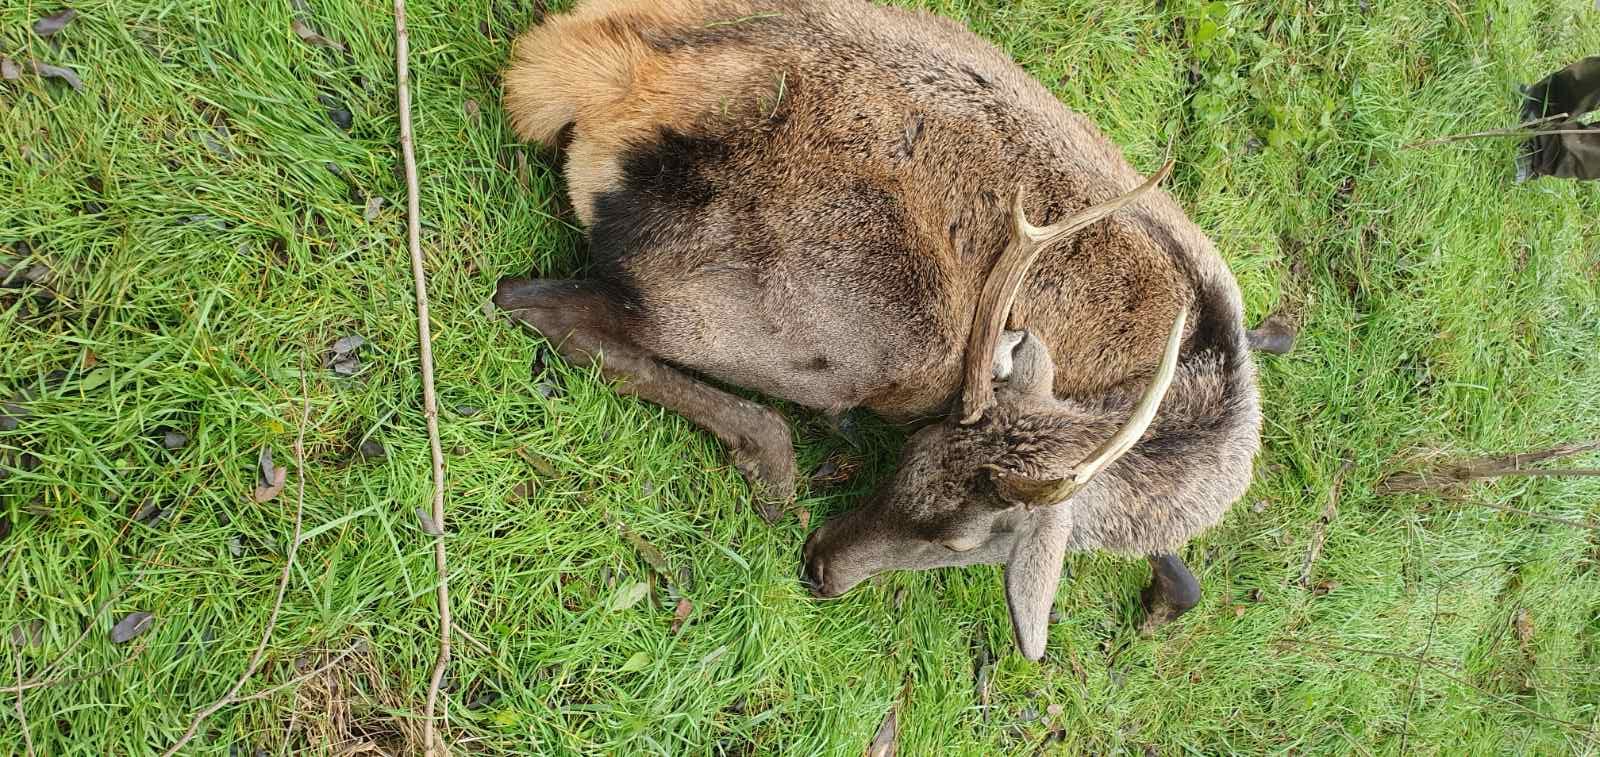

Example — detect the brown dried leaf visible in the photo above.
[865,703,898,757]
[415,508,443,536]
[111,611,153,643]
[669,597,693,634]
[291,19,345,51]
[0,58,20,81]
[254,447,288,502]
[31,60,83,91]
[1513,608,1534,652]
[617,523,671,578]
[34,9,78,38]
[797,507,811,531]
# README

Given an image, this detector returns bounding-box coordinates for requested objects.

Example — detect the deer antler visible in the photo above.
[985,306,1188,508]
[958,159,1175,424]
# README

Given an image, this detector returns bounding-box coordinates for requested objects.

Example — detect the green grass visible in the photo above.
[3,0,1599,753]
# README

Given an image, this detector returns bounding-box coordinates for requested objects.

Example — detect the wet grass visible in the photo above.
[2,0,1598,753]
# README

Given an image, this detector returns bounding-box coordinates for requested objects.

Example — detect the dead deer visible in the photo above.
[494,0,1261,659]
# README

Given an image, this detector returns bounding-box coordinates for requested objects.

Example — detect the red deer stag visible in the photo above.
[495,0,1262,659]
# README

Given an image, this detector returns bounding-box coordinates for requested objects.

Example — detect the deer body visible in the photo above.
[496,0,1261,659]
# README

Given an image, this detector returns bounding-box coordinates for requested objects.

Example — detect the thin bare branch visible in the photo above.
[1402,113,1590,148]
[231,642,366,705]
[0,637,152,695]
[393,2,452,753]
[161,381,313,757]
[1376,441,1600,494]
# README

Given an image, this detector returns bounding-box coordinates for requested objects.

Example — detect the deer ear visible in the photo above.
[1004,506,1072,661]
[982,464,1074,509]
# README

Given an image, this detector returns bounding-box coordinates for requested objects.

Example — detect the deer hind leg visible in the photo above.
[1138,552,1201,636]
[495,277,796,521]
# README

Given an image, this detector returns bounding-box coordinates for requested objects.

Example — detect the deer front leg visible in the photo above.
[496,277,797,521]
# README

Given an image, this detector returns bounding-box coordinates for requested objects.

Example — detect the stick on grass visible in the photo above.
[160,382,313,757]
[392,2,453,753]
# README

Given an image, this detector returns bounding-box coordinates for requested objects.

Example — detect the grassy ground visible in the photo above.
[3,0,1599,753]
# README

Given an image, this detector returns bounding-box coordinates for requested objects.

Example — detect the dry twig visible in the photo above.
[392,2,452,752]
[1299,461,1351,588]
[0,637,152,695]
[1376,441,1600,495]
[1403,112,1593,148]
[160,382,313,757]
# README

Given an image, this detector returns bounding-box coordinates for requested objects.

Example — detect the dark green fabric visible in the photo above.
[1518,56,1600,181]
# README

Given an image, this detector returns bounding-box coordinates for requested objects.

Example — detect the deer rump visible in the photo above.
[496,0,1262,660]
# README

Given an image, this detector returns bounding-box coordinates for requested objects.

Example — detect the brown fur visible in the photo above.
[496,0,1262,660]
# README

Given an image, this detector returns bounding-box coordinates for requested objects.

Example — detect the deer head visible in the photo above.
[801,162,1183,660]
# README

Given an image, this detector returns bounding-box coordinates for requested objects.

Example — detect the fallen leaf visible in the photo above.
[698,644,728,667]
[33,9,78,38]
[291,19,345,51]
[455,405,480,417]
[111,611,153,643]
[83,349,97,369]
[1246,313,1296,355]
[510,480,536,501]
[616,523,671,578]
[1046,703,1064,718]
[228,535,244,557]
[254,448,288,502]
[608,581,649,612]
[415,508,444,536]
[1312,579,1338,596]
[9,620,43,648]
[1232,604,1247,618]
[797,507,811,531]
[0,401,26,431]
[131,499,164,526]
[331,355,360,376]
[670,597,693,634]
[76,368,112,393]
[363,195,383,221]
[0,58,20,81]
[357,438,386,460]
[1514,608,1534,652]
[258,446,277,484]
[30,60,83,91]
[464,99,480,121]
[515,447,560,478]
[618,651,651,673]
[327,333,364,359]
[318,94,353,131]
[1248,588,1264,603]
[163,430,188,450]
[866,703,898,757]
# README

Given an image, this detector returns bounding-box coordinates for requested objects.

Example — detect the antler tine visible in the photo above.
[959,158,1175,424]
[1013,306,1188,508]
[1066,306,1186,484]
